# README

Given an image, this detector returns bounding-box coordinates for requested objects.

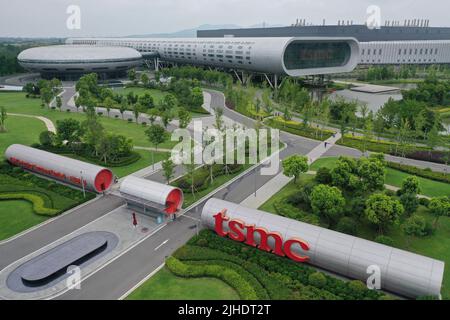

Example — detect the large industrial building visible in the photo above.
[66,37,360,81]
[198,25,450,65]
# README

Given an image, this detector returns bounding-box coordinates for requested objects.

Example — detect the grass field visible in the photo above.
[126,267,239,300]
[0,200,48,241]
[0,92,178,150]
[312,157,450,198]
[112,87,168,104]
[0,115,45,156]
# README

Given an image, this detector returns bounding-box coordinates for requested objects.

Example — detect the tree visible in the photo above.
[56,118,81,144]
[178,108,192,129]
[160,94,178,112]
[361,119,374,156]
[119,100,127,119]
[138,93,154,110]
[308,272,327,289]
[190,87,204,110]
[310,184,345,224]
[56,96,62,111]
[145,124,168,151]
[400,176,421,195]
[133,103,144,124]
[161,110,174,129]
[39,131,56,146]
[428,196,450,228]
[330,156,358,190]
[213,107,224,131]
[357,157,386,191]
[426,124,440,158]
[162,159,175,184]
[282,155,309,184]
[315,167,332,184]
[365,193,404,234]
[400,193,419,216]
[40,87,53,108]
[103,97,115,117]
[141,73,149,87]
[128,68,136,82]
[403,215,427,247]
[146,124,168,167]
[0,106,7,132]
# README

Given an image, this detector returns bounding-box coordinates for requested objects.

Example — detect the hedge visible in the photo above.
[265,117,334,141]
[166,256,259,300]
[0,193,59,216]
[338,136,448,164]
[189,230,388,300]
[173,245,290,299]
[387,161,450,184]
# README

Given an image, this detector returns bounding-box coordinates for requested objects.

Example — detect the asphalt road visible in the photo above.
[0,195,124,270]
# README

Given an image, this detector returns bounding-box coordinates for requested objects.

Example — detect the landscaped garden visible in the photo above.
[261,154,450,299]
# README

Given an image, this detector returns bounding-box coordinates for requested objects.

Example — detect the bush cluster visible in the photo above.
[387,161,450,184]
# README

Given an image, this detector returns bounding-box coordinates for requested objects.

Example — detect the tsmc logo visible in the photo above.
[213,210,310,263]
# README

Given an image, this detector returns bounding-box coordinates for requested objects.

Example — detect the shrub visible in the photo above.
[336,217,357,235]
[374,235,395,246]
[127,118,133,123]
[419,198,430,207]
[308,272,327,289]
[315,167,332,184]
[0,193,59,216]
[166,256,259,300]
[66,109,71,112]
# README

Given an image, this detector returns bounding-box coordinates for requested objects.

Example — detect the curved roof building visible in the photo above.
[66,37,360,77]
[17,45,143,79]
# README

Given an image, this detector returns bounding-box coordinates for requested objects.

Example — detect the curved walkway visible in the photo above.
[7,113,56,133]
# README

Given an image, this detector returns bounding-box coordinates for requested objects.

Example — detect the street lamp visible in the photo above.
[80,170,86,198]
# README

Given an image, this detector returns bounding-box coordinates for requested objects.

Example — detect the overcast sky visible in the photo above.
[1,0,449,38]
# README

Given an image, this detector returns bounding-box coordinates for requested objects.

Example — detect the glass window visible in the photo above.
[283,41,351,70]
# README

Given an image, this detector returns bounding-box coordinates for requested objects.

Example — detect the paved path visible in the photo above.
[7,113,56,133]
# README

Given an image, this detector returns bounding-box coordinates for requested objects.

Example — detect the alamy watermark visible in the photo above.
[366,5,381,30]
[366,265,381,290]
[66,5,81,30]
[170,121,280,175]
[66,265,81,290]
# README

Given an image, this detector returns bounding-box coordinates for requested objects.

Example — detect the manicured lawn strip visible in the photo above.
[126,266,239,300]
[110,149,170,178]
[0,200,48,241]
[112,87,168,104]
[0,115,45,156]
[312,157,450,198]
[265,117,334,141]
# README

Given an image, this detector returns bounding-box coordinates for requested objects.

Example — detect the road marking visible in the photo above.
[118,263,165,300]
[154,239,169,251]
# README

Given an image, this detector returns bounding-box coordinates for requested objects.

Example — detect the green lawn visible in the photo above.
[112,87,168,104]
[126,267,239,300]
[312,157,450,198]
[0,92,178,150]
[0,200,48,241]
[0,115,45,157]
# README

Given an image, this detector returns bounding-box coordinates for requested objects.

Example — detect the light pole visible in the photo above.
[80,170,86,198]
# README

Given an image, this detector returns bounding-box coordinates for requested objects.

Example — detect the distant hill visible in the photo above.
[126,23,285,38]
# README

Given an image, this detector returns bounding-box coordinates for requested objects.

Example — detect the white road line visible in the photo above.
[154,239,170,251]
[118,263,165,300]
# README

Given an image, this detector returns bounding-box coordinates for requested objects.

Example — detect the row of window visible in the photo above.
[361,47,440,56]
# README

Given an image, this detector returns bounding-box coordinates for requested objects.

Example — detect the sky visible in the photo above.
[0,0,449,38]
